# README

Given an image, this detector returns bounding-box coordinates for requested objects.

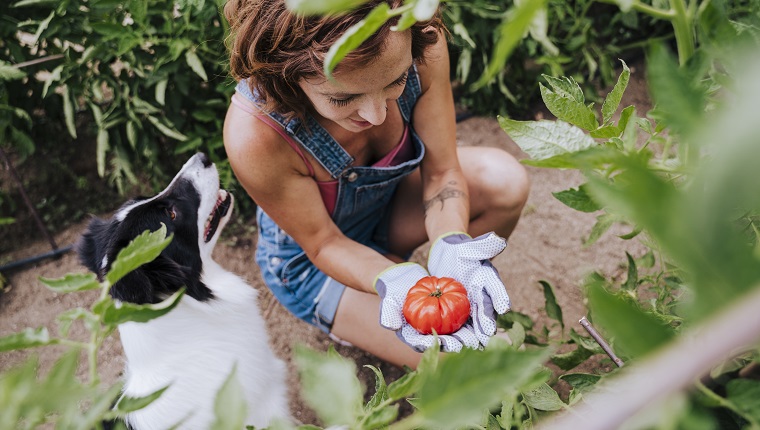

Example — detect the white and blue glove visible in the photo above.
[374,262,480,352]
[428,232,510,347]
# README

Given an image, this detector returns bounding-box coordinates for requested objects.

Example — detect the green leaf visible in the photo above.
[294,345,364,426]
[647,43,705,137]
[473,0,546,89]
[61,85,77,139]
[114,387,168,413]
[412,0,439,21]
[560,373,601,405]
[100,289,184,326]
[726,379,760,423]
[522,383,565,411]
[96,128,109,177]
[363,365,388,410]
[506,320,525,349]
[499,117,596,161]
[539,280,564,330]
[586,282,674,358]
[540,79,599,130]
[57,308,99,338]
[0,62,26,81]
[285,0,368,15]
[601,60,631,123]
[185,50,208,82]
[361,404,399,429]
[147,115,189,141]
[386,369,420,401]
[552,184,601,213]
[550,346,593,370]
[30,10,54,45]
[155,79,168,106]
[106,226,173,285]
[584,213,617,246]
[39,273,100,293]
[324,4,391,78]
[210,365,247,430]
[12,0,59,6]
[415,347,552,429]
[0,327,57,352]
[391,9,418,32]
[622,252,638,291]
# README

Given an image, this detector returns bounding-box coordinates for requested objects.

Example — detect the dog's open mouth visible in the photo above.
[204,190,232,242]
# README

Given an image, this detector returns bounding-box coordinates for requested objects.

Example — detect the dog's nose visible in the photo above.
[198,153,212,168]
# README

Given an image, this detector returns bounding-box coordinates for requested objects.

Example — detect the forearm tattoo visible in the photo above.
[423,181,467,213]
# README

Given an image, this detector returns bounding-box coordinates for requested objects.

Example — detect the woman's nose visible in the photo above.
[357,99,387,126]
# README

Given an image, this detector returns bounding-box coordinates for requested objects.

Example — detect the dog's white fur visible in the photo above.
[86,155,289,429]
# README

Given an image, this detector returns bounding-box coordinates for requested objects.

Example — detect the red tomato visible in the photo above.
[403,276,471,335]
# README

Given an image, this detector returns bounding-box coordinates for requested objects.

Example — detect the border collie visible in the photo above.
[78,153,289,429]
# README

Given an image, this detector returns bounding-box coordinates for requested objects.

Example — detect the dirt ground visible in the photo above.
[0,68,651,426]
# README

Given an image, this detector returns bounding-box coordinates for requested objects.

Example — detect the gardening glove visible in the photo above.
[375,262,480,353]
[427,232,510,346]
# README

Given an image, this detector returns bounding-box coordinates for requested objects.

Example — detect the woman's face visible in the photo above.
[298,30,413,133]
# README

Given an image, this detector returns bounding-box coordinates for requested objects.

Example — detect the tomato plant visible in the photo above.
[403,276,470,335]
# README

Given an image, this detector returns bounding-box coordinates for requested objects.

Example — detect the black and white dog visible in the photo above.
[78,153,289,429]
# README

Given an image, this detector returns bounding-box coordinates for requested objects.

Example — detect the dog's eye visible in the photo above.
[166,208,176,220]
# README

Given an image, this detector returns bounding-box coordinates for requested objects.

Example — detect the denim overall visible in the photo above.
[235,65,425,333]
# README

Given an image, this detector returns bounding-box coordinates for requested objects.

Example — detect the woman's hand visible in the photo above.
[427,232,510,347]
[374,262,480,352]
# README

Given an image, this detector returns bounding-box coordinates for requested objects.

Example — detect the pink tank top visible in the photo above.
[231,94,414,215]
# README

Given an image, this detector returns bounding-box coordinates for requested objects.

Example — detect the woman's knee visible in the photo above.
[465,147,530,213]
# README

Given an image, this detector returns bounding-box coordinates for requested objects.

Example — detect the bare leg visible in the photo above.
[330,287,424,369]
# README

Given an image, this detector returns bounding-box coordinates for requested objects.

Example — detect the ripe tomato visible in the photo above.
[403,276,471,335]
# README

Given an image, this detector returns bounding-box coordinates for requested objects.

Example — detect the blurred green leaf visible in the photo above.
[99,289,184,326]
[114,387,168,414]
[647,43,705,137]
[415,347,551,429]
[294,345,364,426]
[586,282,674,358]
[40,273,100,293]
[0,327,57,352]
[210,365,247,430]
[324,3,391,79]
[725,379,760,424]
[473,0,546,89]
[285,0,369,15]
[106,226,172,285]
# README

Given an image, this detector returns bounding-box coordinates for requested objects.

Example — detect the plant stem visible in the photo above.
[670,0,695,65]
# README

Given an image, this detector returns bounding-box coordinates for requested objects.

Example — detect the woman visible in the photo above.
[223,0,529,369]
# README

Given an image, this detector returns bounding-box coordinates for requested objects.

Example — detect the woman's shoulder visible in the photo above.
[223,100,310,183]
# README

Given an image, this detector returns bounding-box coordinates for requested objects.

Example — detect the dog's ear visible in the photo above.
[77,216,114,279]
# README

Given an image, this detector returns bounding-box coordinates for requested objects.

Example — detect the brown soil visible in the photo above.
[0,67,651,426]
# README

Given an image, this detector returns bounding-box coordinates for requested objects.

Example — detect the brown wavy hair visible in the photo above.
[224,0,445,120]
